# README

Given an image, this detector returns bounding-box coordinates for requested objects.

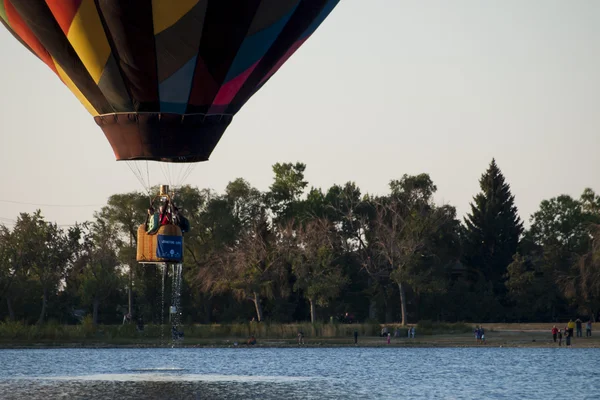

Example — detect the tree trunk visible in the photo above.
[309,298,316,323]
[414,292,421,322]
[385,308,393,323]
[93,298,100,325]
[37,288,48,325]
[203,296,212,324]
[369,299,377,320]
[6,297,15,321]
[384,295,392,323]
[398,282,407,326]
[253,292,263,322]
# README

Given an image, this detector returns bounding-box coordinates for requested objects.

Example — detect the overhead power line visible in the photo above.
[0,216,79,228]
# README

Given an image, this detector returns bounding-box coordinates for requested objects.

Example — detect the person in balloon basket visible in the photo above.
[173,207,190,234]
[147,201,174,231]
[145,206,160,234]
[159,204,171,226]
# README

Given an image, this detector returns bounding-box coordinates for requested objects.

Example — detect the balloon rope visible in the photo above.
[126,161,143,190]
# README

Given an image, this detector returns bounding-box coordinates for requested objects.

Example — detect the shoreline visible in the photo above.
[1,330,597,349]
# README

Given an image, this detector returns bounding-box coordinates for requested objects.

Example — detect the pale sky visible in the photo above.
[0,0,598,229]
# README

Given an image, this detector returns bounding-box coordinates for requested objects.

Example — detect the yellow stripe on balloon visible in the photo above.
[53,57,98,116]
[152,0,199,34]
[66,0,111,83]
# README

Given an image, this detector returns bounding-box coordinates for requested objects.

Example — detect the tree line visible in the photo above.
[1,159,599,326]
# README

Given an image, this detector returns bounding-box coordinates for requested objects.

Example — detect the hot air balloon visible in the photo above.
[0,0,340,263]
[0,0,339,162]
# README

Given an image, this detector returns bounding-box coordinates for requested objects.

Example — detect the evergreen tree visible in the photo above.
[463,159,523,295]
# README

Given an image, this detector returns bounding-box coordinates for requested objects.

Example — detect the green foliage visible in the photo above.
[283,218,349,321]
[268,162,308,222]
[269,162,308,204]
[0,320,29,339]
[0,160,598,327]
[364,173,457,324]
[462,159,523,298]
[0,320,475,342]
[416,320,472,335]
[80,315,97,337]
[528,194,592,252]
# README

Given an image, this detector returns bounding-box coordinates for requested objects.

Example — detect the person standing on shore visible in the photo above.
[354,330,358,344]
[567,320,575,338]
[551,326,558,342]
[558,329,563,346]
[586,320,592,337]
[575,318,583,337]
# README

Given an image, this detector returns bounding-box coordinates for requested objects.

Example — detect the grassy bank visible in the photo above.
[1,320,597,348]
[0,319,470,341]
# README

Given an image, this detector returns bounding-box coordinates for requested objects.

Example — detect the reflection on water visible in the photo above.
[0,347,599,399]
[0,380,326,400]
[128,368,187,372]
[33,373,315,383]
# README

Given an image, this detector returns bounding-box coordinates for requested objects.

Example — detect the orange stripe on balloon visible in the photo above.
[45,0,83,35]
[4,0,59,76]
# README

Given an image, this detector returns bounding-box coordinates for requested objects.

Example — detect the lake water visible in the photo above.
[0,347,596,399]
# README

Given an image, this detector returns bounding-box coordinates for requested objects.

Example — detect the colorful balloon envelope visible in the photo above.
[0,0,339,162]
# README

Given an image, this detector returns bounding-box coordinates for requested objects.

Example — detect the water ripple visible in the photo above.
[0,347,598,399]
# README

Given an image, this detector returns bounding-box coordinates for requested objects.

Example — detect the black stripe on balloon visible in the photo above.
[0,17,39,61]
[246,0,299,37]
[154,0,207,83]
[186,0,262,114]
[94,0,135,112]
[10,0,113,114]
[97,55,134,112]
[226,0,330,115]
[95,0,159,112]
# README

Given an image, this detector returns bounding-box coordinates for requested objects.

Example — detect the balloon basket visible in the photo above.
[137,224,184,264]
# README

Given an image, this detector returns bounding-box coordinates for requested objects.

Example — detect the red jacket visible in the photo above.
[160,213,170,225]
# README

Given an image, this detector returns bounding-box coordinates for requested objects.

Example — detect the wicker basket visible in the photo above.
[136,224,183,263]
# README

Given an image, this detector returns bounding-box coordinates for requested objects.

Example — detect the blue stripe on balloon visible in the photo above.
[224,5,298,82]
[300,0,339,40]
[159,56,197,113]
